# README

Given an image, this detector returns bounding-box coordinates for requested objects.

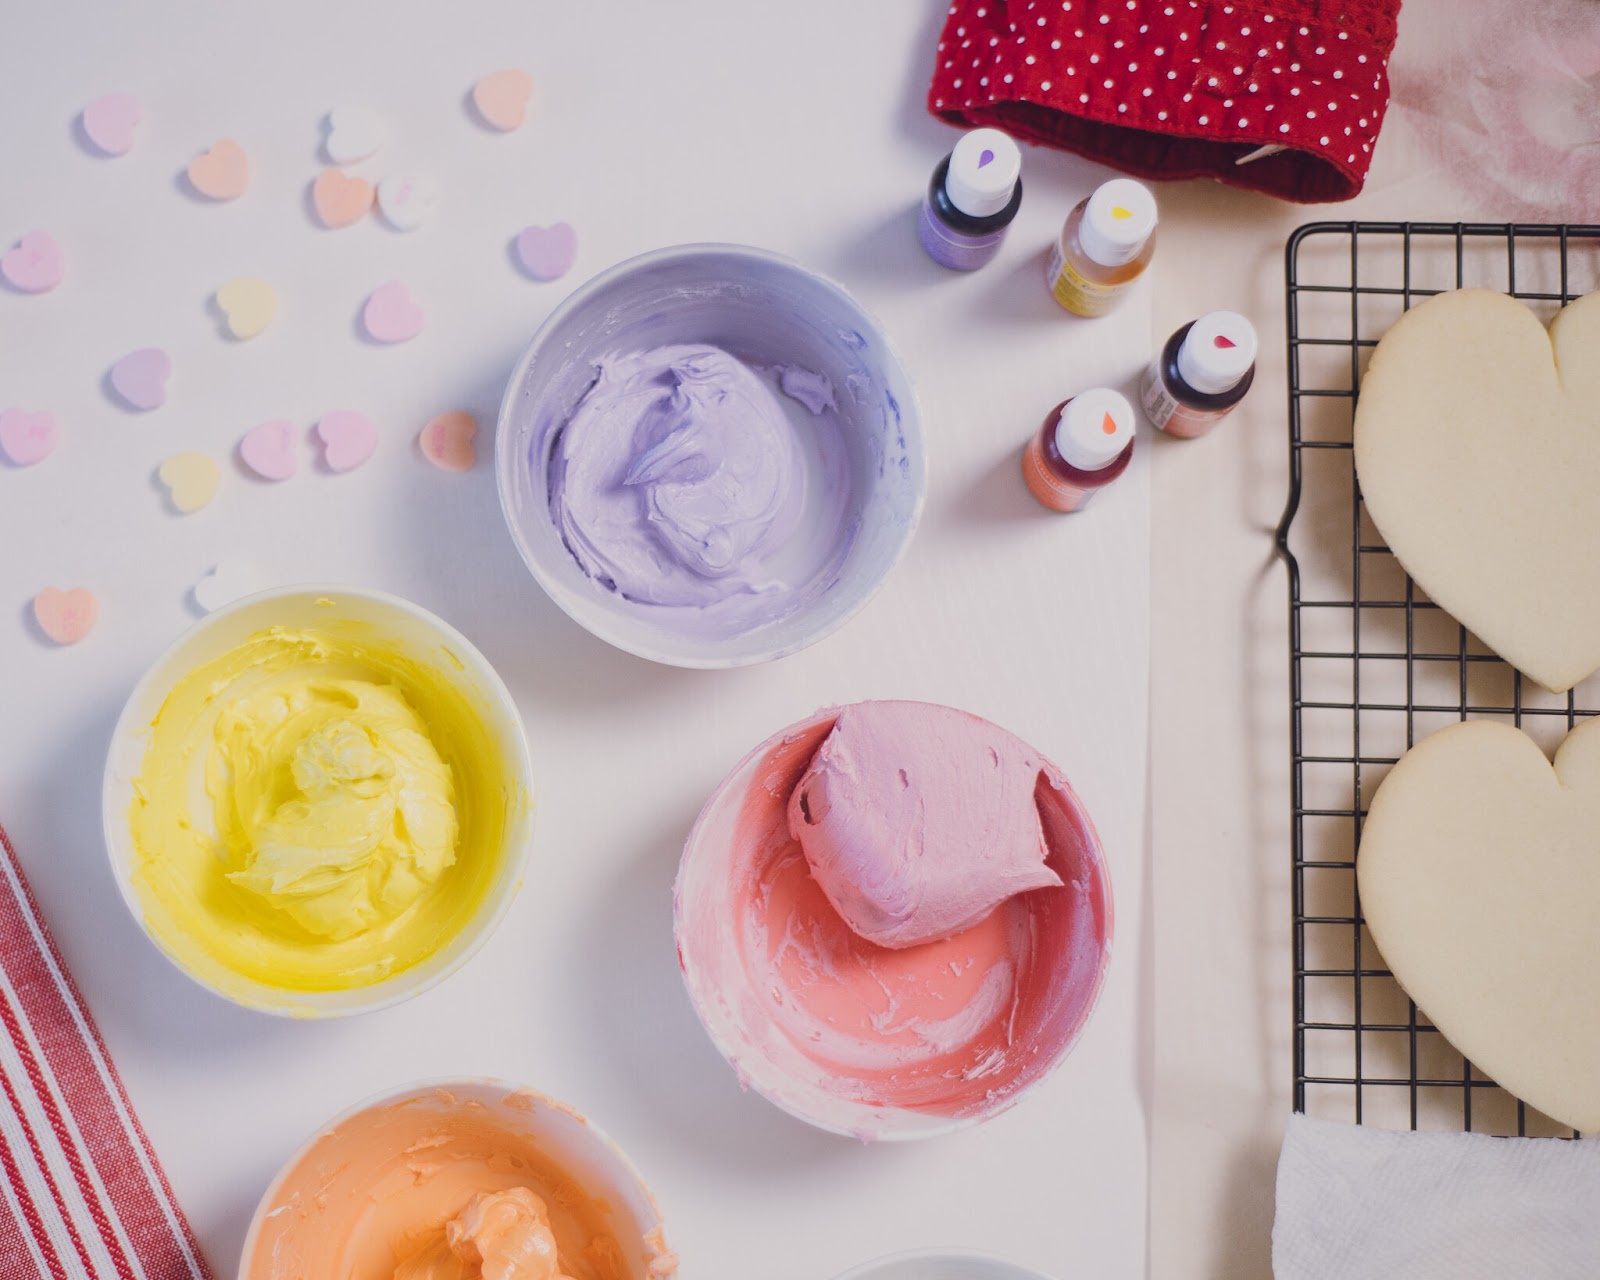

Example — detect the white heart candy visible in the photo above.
[1355,289,1600,692]
[324,106,386,165]
[376,174,438,232]
[192,559,261,613]
[1359,717,1600,1131]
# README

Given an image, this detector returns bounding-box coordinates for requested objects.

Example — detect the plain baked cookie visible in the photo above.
[1353,288,1600,693]
[1357,717,1600,1131]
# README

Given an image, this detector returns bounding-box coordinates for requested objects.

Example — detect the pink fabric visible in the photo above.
[928,0,1402,202]
[0,824,211,1280]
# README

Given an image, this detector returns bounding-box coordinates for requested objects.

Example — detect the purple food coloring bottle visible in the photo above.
[918,127,1023,272]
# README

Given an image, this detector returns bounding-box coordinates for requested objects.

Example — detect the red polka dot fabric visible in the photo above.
[927,0,1401,202]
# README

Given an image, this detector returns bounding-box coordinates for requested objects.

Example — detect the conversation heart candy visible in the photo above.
[109,348,171,411]
[215,278,277,339]
[81,93,142,156]
[316,411,377,472]
[33,587,97,645]
[187,138,248,200]
[312,168,373,229]
[323,106,385,164]
[159,452,220,514]
[362,281,424,343]
[514,223,578,281]
[0,408,59,466]
[473,69,532,131]
[419,411,477,471]
[239,419,298,481]
[376,174,438,231]
[2,231,64,293]
[193,559,260,613]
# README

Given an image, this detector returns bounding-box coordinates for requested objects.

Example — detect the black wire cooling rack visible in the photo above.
[1274,221,1600,1138]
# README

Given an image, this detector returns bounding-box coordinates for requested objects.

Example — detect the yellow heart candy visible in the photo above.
[216,277,277,340]
[159,452,220,514]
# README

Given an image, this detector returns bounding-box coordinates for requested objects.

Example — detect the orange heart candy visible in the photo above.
[419,411,477,472]
[33,587,97,645]
[188,138,249,200]
[312,168,374,229]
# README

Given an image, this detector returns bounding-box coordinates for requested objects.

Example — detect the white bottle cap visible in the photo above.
[1054,388,1136,471]
[944,128,1022,218]
[1078,178,1158,267]
[1176,310,1257,394]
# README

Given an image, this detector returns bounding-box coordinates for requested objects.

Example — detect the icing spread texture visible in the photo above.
[243,1087,674,1280]
[547,343,845,611]
[673,702,1114,1129]
[787,702,1062,948]
[127,625,520,1001]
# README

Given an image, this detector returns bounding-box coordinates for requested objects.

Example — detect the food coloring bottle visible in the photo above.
[1045,178,1157,316]
[918,127,1023,272]
[1022,388,1136,513]
[1141,311,1258,438]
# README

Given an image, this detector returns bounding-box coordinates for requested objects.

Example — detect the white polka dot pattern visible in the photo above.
[928,0,1399,201]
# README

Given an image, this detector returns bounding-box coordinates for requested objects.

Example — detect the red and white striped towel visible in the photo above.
[0,824,211,1280]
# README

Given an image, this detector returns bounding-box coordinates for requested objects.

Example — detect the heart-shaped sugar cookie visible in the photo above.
[216,278,276,339]
[159,453,219,513]
[1355,289,1600,692]
[1359,718,1600,1130]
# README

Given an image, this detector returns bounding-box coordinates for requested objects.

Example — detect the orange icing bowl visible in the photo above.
[239,1079,675,1279]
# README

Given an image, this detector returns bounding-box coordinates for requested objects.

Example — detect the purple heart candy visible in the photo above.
[978,148,996,168]
[109,347,171,412]
[515,223,579,282]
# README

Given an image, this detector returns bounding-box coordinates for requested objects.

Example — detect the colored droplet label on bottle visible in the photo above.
[1111,206,1133,219]
[1023,436,1099,512]
[978,149,995,168]
[1101,413,1118,435]
[1046,242,1124,317]
[1214,334,1237,349]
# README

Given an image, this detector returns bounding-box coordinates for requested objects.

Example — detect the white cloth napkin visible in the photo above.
[1273,1112,1600,1279]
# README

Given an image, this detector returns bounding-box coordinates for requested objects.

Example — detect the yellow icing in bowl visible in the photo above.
[125,618,525,1003]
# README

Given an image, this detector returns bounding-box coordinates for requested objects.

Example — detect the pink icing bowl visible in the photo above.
[673,701,1114,1141]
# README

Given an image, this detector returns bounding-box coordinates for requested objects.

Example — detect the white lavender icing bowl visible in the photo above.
[494,243,925,668]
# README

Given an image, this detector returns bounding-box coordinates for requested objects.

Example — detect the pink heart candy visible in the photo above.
[109,348,171,411]
[239,419,298,481]
[316,411,378,473]
[514,223,578,282]
[81,93,142,156]
[2,231,64,294]
[0,408,59,467]
[33,588,97,646]
[362,281,425,343]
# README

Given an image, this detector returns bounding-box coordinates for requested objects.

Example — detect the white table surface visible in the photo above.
[0,4,1152,1278]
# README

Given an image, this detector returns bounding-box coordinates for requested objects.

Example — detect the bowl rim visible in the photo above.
[493,240,928,670]
[829,1247,1062,1280]
[234,1075,667,1280]
[671,700,1116,1142]
[100,583,536,1019]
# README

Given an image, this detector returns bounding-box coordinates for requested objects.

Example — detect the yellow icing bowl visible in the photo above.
[102,587,533,1017]
[237,1078,675,1280]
